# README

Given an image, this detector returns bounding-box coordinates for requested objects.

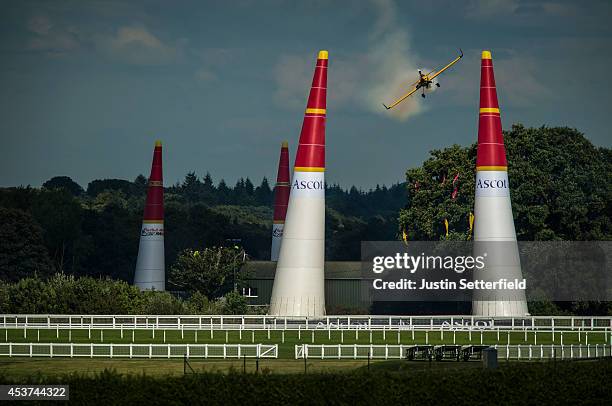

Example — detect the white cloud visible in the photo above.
[26,15,80,54]
[465,0,574,19]
[96,24,180,65]
[27,15,53,35]
[194,68,218,84]
[357,26,428,121]
[273,54,314,110]
[465,0,519,18]
[273,0,427,121]
[493,53,553,106]
[442,49,553,108]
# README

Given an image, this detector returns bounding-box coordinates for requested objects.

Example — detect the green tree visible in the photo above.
[31,189,84,272]
[86,179,138,197]
[201,172,217,204]
[399,125,611,241]
[169,247,248,297]
[80,202,139,281]
[254,177,272,205]
[5,277,52,313]
[42,176,84,196]
[133,174,148,196]
[140,291,186,314]
[217,179,230,203]
[182,172,203,202]
[0,208,54,281]
[223,291,248,314]
[91,190,129,212]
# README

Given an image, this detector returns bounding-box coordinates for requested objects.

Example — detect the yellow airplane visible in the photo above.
[383,49,463,110]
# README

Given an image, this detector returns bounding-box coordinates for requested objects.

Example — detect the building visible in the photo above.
[245,261,367,312]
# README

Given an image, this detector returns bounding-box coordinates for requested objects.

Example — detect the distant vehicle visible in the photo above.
[383,49,463,109]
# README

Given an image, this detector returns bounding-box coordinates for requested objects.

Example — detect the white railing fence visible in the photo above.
[2,327,609,348]
[294,344,612,361]
[0,343,278,359]
[1,314,611,332]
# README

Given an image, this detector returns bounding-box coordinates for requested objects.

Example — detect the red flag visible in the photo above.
[452,173,459,185]
[451,172,459,199]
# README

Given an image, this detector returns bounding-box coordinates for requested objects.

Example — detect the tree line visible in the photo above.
[0,172,404,284]
[0,273,253,315]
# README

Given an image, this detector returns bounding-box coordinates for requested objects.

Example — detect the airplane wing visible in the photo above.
[429,49,463,81]
[383,86,420,110]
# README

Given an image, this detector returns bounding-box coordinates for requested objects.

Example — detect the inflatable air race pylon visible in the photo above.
[271,141,290,261]
[472,51,529,316]
[269,50,328,317]
[134,140,165,291]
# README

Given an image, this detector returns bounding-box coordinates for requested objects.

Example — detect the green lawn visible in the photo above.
[0,356,497,378]
[2,359,610,404]
[1,328,608,359]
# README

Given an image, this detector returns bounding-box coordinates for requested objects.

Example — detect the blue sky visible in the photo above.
[1,0,611,189]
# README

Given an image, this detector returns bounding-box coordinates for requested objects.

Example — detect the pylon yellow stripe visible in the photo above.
[276,182,290,186]
[479,107,500,114]
[143,219,164,224]
[273,220,285,224]
[305,108,326,115]
[476,166,507,171]
[294,167,325,172]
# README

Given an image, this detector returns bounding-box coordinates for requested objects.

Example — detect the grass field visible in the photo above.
[1,359,610,405]
[1,327,609,360]
[0,357,492,378]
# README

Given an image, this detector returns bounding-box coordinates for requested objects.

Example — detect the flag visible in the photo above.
[451,173,459,199]
[402,229,408,246]
[468,212,475,240]
[444,219,449,238]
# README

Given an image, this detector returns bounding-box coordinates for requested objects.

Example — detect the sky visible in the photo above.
[1,0,611,190]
